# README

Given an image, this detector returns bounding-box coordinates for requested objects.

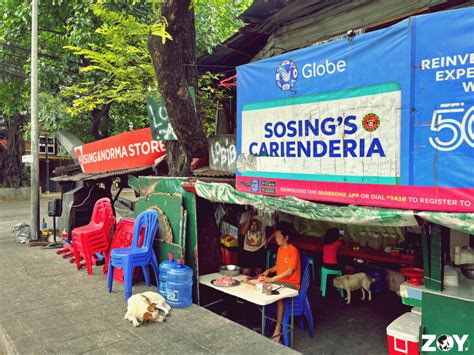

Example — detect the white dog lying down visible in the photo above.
[125,291,172,327]
[333,273,374,305]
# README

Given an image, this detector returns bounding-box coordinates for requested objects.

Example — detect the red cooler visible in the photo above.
[386,312,421,355]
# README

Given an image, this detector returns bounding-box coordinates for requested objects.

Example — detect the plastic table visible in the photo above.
[199,273,299,346]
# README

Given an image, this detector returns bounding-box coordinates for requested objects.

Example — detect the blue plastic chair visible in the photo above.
[266,253,314,347]
[107,210,159,301]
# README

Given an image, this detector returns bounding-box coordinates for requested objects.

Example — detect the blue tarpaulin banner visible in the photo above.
[236,7,474,212]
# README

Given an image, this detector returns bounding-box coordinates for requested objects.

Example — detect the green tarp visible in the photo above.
[418,211,474,235]
[195,181,418,227]
[194,181,474,234]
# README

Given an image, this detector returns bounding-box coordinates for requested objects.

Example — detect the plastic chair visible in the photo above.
[266,249,276,269]
[103,218,144,284]
[107,210,159,301]
[320,266,344,298]
[266,253,314,347]
[56,241,74,259]
[308,257,315,281]
[71,198,115,275]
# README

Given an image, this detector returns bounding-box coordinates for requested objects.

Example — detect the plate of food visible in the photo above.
[211,276,240,287]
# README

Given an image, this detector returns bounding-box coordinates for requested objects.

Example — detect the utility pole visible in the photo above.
[45,134,49,193]
[30,0,39,240]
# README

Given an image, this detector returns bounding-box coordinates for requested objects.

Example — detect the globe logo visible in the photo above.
[276,60,298,91]
[437,335,454,351]
[250,179,260,192]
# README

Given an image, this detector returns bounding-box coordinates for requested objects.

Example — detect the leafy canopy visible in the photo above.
[0,0,252,142]
[62,3,171,115]
[196,0,252,56]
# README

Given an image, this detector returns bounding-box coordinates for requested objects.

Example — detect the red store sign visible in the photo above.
[74,128,166,174]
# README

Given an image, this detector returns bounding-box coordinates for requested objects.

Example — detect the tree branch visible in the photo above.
[91,103,111,140]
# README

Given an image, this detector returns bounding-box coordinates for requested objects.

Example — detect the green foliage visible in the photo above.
[194,0,251,136]
[198,71,233,136]
[37,93,94,143]
[108,101,149,136]
[62,3,171,116]
[1,0,251,147]
[195,0,252,56]
[0,0,98,120]
[0,79,29,117]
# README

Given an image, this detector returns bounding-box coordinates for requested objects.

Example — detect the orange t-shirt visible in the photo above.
[276,244,301,290]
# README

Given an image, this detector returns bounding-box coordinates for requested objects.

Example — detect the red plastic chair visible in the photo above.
[57,230,74,260]
[103,218,144,284]
[72,198,115,275]
[57,241,74,259]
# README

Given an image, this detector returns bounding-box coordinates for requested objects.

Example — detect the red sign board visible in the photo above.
[74,128,166,174]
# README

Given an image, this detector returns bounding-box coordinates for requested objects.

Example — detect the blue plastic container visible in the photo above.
[367,268,387,294]
[158,253,177,297]
[166,258,193,308]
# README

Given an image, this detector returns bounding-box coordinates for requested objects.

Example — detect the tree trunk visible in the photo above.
[4,114,26,188]
[91,103,111,140]
[148,0,208,176]
[165,141,191,177]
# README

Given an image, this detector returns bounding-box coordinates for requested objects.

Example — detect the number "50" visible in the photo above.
[429,105,474,151]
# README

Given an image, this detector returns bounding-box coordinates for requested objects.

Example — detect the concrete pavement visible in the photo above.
[0,196,298,354]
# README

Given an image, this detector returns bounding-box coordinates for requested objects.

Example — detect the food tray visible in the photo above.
[211,279,241,287]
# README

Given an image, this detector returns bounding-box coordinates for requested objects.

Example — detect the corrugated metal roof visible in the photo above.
[197,0,345,72]
[52,163,163,182]
[197,29,268,73]
[198,0,467,71]
[53,155,166,182]
[239,0,291,23]
[192,166,234,178]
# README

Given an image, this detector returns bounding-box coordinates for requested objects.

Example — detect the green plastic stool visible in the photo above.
[320,266,344,298]
[266,249,277,269]
[308,256,316,281]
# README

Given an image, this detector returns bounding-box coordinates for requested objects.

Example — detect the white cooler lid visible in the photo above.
[386,312,421,342]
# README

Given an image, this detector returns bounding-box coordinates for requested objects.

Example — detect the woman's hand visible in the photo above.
[249,207,255,218]
[263,276,274,283]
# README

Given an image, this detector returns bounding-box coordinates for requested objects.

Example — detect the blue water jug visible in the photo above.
[166,258,193,308]
[159,253,177,297]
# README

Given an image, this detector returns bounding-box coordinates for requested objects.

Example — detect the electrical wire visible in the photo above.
[71,185,94,208]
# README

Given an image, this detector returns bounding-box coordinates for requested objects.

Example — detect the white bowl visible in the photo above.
[219,265,240,277]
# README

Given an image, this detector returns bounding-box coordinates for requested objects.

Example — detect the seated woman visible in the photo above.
[260,222,300,343]
[323,228,343,271]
